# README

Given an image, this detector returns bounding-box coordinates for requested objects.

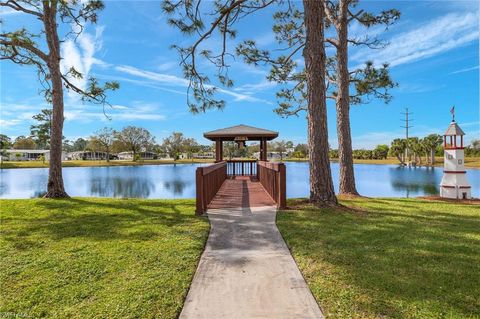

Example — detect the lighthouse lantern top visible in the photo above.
[443,121,465,136]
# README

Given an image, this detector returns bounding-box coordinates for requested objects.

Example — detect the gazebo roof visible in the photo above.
[204,124,278,141]
[444,121,465,136]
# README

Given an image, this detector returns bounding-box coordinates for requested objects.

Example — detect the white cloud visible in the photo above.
[0,119,21,128]
[157,61,178,72]
[114,65,273,104]
[63,101,167,123]
[450,65,479,74]
[459,121,480,128]
[254,31,276,47]
[396,83,446,94]
[61,26,106,98]
[64,110,166,122]
[235,80,277,93]
[115,65,189,87]
[351,12,479,67]
[0,7,21,15]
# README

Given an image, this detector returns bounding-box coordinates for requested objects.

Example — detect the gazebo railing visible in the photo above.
[257,161,286,209]
[195,161,227,215]
[226,160,257,177]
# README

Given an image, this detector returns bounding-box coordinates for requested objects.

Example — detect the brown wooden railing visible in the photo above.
[195,161,227,215]
[226,160,257,176]
[257,161,286,209]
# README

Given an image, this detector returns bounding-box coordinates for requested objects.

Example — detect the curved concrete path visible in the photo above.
[180,206,324,319]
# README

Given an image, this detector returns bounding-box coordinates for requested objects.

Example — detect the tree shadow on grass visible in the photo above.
[4,198,207,242]
[278,198,480,317]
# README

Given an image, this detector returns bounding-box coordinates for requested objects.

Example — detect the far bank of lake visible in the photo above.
[2,157,479,169]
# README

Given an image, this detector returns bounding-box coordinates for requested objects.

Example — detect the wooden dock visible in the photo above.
[195,161,286,214]
[208,176,276,209]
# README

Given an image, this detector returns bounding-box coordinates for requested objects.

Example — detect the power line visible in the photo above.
[401,107,413,160]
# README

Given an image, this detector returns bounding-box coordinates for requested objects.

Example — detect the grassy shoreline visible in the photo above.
[277,197,480,318]
[0,198,209,319]
[1,156,479,169]
[0,158,214,169]
[2,197,479,318]
[289,156,480,168]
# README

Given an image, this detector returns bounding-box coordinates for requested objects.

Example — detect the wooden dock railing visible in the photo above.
[195,161,227,215]
[257,161,286,209]
[226,160,257,176]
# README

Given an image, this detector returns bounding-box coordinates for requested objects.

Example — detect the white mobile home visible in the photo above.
[3,149,66,161]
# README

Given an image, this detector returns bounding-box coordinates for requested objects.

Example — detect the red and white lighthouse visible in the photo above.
[440,117,471,199]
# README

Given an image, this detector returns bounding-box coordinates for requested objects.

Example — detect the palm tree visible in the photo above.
[390,138,407,165]
[423,134,443,165]
[408,137,424,165]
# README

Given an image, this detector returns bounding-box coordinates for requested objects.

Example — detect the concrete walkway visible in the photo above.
[180,206,324,319]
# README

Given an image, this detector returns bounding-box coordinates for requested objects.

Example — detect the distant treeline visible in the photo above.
[330,134,480,165]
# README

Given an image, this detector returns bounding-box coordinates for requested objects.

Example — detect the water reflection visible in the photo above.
[90,176,155,198]
[163,180,187,195]
[0,163,478,199]
[389,166,440,197]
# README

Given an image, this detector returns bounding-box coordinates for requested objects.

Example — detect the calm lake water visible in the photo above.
[0,162,478,199]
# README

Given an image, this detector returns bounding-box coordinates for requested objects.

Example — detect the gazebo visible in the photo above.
[203,124,278,162]
[196,124,286,214]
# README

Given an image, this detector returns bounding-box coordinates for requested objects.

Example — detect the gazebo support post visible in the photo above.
[215,139,223,162]
[260,138,267,161]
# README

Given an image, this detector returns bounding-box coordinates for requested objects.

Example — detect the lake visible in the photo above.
[0,162,478,199]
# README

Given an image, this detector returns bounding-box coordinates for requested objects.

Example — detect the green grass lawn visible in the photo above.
[285,157,480,168]
[277,198,480,319]
[0,159,215,169]
[0,198,209,319]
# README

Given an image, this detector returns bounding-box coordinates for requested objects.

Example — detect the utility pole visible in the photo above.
[401,107,413,163]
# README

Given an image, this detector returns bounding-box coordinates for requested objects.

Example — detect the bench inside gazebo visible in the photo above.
[195,125,286,214]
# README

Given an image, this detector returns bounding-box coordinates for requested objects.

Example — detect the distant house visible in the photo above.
[3,149,66,161]
[193,152,214,159]
[252,151,283,160]
[67,151,109,160]
[118,151,157,160]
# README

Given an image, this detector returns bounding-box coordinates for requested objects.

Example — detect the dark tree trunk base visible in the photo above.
[44,190,70,198]
[338,190,360,196]
[309,198,340,208]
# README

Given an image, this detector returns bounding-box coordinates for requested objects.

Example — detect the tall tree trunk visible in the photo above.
[43,0,68,198]
[303,0,337,205]
[431,148,435,165]
[335,0,358,195]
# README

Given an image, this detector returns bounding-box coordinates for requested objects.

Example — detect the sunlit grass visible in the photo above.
[0,198,209,319]
[277,198,480,318]
[0,159,215,169]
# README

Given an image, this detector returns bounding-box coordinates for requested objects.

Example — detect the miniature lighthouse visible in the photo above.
[440,114,471,199]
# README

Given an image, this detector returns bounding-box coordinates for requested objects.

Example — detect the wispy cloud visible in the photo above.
[114,64,272,104]
[0,7,21,15]
[115,65,189,87]
[0,119,21,128]
[254,31,276,47]
[459,121,480,128]
[0,100,167,133]
[450,65,479,74]
[351,12,479,67]
[157,61,178,72]
[61,26,107,99]
[397,83,446,94]
[235,80,277,93]
[64,101,166,123]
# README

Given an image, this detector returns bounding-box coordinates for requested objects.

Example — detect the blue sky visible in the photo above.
[1,0,479,148]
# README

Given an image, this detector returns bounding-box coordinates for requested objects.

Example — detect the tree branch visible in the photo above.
[0,37,48,62]
[0,0,43,18]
